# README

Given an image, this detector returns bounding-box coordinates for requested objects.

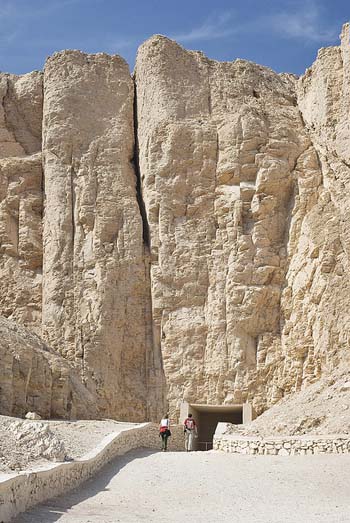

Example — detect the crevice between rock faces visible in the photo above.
[2,76,21,153]
[132,78,150,250]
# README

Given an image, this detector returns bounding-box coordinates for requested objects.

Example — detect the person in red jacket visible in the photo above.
[183,413,197,451]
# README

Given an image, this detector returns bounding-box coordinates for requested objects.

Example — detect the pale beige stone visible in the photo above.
[0,29,349,425]
[0,154,42,332]
[0,315,97,419]
[134,35,318,417]
[25,412,42,420]
[0,71,43,334]
[280,22,350,393]
[0,71,42,159]
[41,50,164,421]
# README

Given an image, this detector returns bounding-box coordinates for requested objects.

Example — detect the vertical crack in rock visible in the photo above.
[2,78,12,141]
[1,27,350,423]
[133,75,167,420]
[133,79,150,249]
[135,35,323,417]
[207,63,212,116]
[42,50,152,421]
[68,142,76,276]
[69,161,76,251]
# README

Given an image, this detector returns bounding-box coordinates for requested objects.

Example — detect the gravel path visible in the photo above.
[15,450,350,523]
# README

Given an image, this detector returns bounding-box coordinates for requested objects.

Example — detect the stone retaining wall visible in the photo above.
[213,424,350,455]
[0,423,185,522]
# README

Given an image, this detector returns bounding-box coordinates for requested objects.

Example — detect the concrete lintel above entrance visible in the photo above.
[180,401,256,425]
[189,404,243,413]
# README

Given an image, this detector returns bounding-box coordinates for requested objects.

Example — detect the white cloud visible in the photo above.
[264,1,338,43]
[0,0,86,51]
[37,0,84,17]
[0,1,14,19]
[0,0,83,25]
[105,37,136,53]
[169,3,338,47]
[0,2,19,45]
[171,11,236,43]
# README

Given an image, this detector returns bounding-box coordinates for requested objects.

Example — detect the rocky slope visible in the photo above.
[0,316,96,419]
[0,25,349,422]
[0,417,133,472]
[225,362,350,437]
[0,416,66,472]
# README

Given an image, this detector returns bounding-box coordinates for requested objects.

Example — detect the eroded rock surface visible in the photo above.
[280,23,350,394]
[0,154,42,332]
[0,29,350,422]
[0,316,96,419]
[42,51,162,420]
[0,71,42,158]
[0,72,43,333]
[135,35,326,415]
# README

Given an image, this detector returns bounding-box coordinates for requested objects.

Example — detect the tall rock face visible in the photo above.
[41,51,160,420]
[280,23,350,391]
[0,72,43,334]
[135,36,323,415]
[1,29,349,422]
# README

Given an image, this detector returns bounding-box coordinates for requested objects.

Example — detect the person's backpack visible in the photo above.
[160,418,169,434]
[185,418,195,430]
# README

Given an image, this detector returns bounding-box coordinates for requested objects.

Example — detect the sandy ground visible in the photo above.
[15,449,350,523]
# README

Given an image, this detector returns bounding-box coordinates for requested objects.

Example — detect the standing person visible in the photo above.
[183,413,197,451]
[159,414,171,452]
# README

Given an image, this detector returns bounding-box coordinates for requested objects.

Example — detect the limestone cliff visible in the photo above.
[0,72,43,333]
[134,36,322,415]
[0,27,349,421]
[280,23,350,394]
[41,51,161,420]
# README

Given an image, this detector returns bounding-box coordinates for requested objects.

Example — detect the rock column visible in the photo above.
[42,51,154,420]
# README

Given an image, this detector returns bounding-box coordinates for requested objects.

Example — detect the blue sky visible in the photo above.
[0,0,349,75]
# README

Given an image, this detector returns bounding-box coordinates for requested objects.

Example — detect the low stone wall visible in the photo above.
[151,423,185,451]
[213,424,350,455]
[0,423,185,522]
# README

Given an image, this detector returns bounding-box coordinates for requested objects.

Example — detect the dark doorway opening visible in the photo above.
[191,405,243,451]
